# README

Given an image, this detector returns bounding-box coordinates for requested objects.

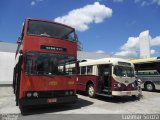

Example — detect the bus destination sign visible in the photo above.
[40,45,67,52]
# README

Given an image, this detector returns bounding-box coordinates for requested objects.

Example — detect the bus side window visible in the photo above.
[66,68,70,75]
[77,67,80,75]
[154,71,159,75]
[87,66,93,75]
[15,22,25,58]
[81,66,86,75]
[66,68,76,75]
[138,72,143,75]
[145,72,149,75]
[18,22,25,43]
[72,68,76,75]
[20,26,24,41]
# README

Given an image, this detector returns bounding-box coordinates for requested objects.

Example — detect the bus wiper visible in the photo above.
[40,33,50,37]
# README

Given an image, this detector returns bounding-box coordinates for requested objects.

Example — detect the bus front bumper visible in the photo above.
[19,95,78,107]
[112,90,139,96]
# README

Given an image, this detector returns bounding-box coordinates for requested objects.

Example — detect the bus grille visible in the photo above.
[38,91,66,98]
[25,90,73,98]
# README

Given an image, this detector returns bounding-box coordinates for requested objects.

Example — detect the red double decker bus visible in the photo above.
[13,18,78,111]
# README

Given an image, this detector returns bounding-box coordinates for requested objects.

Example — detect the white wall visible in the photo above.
[0,52,15,84]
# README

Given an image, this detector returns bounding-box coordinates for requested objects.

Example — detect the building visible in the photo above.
[0,42,17,84]
[139,30,151,58]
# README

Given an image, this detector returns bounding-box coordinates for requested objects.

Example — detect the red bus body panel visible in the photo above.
[23,36,76,56]
[76,75,98,92]
[20,75,76,99]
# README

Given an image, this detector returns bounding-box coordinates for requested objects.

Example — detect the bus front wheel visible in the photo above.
[87,84,95,98]
[145,82,155,91]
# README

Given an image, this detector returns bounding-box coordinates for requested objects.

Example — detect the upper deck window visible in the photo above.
[27,20,76,42]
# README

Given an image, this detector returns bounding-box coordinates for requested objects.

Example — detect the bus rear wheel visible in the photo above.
[87,84,95,98]
[145,82,155,91]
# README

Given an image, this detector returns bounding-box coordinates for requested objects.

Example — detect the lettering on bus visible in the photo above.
[49,81,58,86]
[40,45,67,52]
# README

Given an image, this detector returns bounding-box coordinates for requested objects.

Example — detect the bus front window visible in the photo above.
[25,52,76,75]
[114,66,134,77]
[27,20,76,41]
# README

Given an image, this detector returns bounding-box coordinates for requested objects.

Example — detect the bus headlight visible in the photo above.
[26,92,32,97]
[33,92,38,97]
[65,91,69,95]
[117,83,121,88]
[70,91,73,95]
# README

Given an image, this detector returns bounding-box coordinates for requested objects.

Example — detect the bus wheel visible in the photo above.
[19,105,26,115]
[145,82,155,91]
[87,84,95,98]
[15,88,19,106]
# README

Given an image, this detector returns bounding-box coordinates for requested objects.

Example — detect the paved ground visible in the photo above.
[0,86,160,119]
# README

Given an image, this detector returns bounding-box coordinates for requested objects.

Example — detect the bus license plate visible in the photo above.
[126,91,131,95]
[47,98,57,103]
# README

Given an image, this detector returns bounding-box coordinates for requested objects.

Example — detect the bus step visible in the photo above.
[102,89,111,93]
[96,93,112,97]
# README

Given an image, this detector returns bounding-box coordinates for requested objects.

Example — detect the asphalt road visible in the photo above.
[0,86,160,120]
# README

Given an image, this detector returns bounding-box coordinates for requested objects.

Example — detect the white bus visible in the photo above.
[130,57,160,91]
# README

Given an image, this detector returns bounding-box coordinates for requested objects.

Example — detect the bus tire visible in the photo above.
[87,84,95,98]
[15,85,19,106]
[15,65,21,106]
[19,105,26,115]
[13,68,16,94]
[144,82,155,91]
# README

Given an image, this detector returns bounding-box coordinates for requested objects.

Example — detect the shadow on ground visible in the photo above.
[77,91,142,103]
[96,95,142,103]
[142,89,160,93]
[154,90,160,93]
[21,98,93,116]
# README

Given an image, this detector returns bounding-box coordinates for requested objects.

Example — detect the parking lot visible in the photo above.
[0,86,160,115]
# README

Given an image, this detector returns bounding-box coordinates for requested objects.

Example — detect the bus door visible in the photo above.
[98,64,112,95]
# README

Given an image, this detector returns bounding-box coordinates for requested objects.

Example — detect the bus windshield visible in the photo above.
[27,20,76,41]
[114,66,134,77]
[25,52,76,75]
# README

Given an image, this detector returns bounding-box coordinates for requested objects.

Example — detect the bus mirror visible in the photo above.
[19,55,23,65]
[19,50,23,54]
[75,33,78,41]
[17,37,22,44]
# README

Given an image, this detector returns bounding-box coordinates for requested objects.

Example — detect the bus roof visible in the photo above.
[79,57,134,67]
[129,57,160,64]
[26,18,75,30]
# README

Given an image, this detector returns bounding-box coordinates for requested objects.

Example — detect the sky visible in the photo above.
[0,0,160,58]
